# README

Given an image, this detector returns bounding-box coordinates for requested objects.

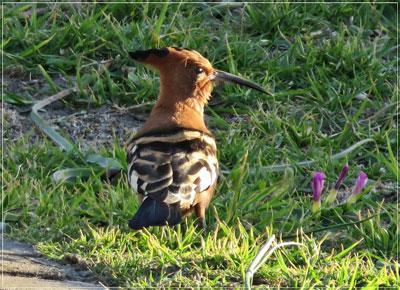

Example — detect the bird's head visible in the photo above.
[129,47,267,107]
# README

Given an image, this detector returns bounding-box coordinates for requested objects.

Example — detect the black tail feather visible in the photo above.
[129,198,182,230]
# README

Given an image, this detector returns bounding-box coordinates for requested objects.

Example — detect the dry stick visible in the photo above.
[220,138,376,175]
[112,102,154,112]
[253,138,376,173]
[245,235,304,289]
[363,102,398,122]
[20,7,49,18]
[32,87,77,111]
[245,234,276,289]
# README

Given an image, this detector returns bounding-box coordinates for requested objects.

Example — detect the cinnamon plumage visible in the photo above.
[127,47,267,230]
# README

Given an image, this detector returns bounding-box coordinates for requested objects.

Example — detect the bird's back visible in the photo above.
[127,128,218,229]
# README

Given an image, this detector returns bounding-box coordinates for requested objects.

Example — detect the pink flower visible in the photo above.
[334,164,349,190]
[311,172,325,202]
[352,171,368,195]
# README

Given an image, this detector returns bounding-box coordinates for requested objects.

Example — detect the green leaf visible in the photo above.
[38,64,59,93]
[332,239,364,260]
[20,34,55,58]
[52,168,95,183]
[153,1,168,41]
[30,110,76,153]
[30,88,78,153]
[86,154,122,169]
[3,93,33,105]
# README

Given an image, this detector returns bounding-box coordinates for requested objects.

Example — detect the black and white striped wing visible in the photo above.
[127,130,218,207]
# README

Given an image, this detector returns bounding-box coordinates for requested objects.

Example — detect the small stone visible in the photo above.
[355,92,368,100]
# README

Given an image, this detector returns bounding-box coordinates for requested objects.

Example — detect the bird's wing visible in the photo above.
[127,130,218,207]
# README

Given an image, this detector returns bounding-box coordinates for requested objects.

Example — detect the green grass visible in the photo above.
[2,2,399,288]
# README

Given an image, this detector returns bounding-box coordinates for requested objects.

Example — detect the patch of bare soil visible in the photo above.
[3,75,143,151]
[1,235,105,288]
[3,102,143,151]
[42,102,143,150]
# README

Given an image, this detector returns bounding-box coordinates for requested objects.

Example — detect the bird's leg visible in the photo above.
[193,187,214,232]
[179,221,187,236]
[194,204,207,232]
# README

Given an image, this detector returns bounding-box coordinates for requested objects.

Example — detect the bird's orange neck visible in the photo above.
[135,96,210,139]
[134,72,212,138]
[135,101,209,138]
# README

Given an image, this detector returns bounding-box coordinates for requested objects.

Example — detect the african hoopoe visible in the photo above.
[127,47,267,230]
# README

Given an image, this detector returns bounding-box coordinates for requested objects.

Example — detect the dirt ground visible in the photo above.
[1,234,105,288]
[3,74,144,150]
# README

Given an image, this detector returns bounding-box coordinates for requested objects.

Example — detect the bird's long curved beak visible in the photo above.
[211,70,269,94]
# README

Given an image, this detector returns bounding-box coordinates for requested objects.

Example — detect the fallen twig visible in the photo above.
[253,138,376,173]
[20,7,49,18]
[112,102,154,113]
[244,235,304,289]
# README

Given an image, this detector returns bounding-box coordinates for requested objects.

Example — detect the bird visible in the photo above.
[126,47,267,230]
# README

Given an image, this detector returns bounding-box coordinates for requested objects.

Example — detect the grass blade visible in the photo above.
[3,92,33,105]
[153,2,168,43]
[38,64,59,93]
[30,88,77,153]
[332,239,364,260]
[20,34,55,57]
[86,154,122,170]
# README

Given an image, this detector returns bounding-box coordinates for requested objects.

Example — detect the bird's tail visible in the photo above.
[128,198,182,230]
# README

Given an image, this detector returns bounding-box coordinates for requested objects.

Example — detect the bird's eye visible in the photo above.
[194,67,204,74]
